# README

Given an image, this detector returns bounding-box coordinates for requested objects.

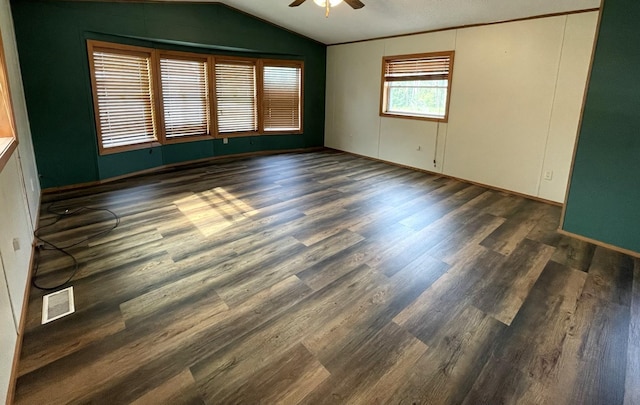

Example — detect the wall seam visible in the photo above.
[0,252,18,332]
[536,15,569,197]
[440,29,457,175]
[14,150,34,232]
[377,41,386,159]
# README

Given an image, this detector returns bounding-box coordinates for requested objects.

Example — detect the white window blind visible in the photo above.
[382,52,454,121]
[263,65,301,131]
[159,57,209,139]
[384,55,452,82]
[214,61,257,133]
[91,49,156,149]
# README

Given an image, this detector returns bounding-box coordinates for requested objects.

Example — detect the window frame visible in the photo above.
[379,51,455,123]
[156,50,213,144]
[260,59,304,134]
[0,31,18,173]
[213,55,259,138]
[87,40,305,155]
[87,40,161,155]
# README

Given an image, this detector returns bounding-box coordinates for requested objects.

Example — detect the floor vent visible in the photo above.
[42,286,75,324]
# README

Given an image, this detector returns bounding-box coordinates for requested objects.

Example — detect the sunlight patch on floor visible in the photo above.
[174,188,257,237]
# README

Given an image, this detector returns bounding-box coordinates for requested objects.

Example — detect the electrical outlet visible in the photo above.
[223,138,228,144]
[544,170,553,180]
[417,146,421,151]
[12,238,20,251]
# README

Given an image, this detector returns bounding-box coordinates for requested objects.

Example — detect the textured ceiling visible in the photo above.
[212,0,600,44]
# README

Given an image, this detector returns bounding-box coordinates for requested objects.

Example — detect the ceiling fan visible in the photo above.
[289,0,364,17]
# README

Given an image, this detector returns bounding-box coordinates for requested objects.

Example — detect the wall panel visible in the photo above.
[0,0,42,399]
[325,12,598,203]
[539,12,599,201]
[11,0,326,189]
[563,0,640,253]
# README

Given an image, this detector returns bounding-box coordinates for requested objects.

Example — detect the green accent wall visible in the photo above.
[11,0,326,188]
[563,0,640,253]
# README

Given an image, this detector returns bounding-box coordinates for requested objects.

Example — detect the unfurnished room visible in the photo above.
[0,0,639,403]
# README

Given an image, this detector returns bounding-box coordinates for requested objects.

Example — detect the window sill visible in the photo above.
[97,131,305,155]
[263,130,303,135]
[215,131,302,139]
[163,134,214,145]
[98,141,162,156]
[0,137,17,173]
[215,131,261,139]
[380,112,448,123]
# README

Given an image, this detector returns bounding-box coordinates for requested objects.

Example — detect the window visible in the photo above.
[87,40,304,154]
[262,62,303,132]
[158,54,210,141]
[380,51,454,122]
[214,59,257,134]
[88,41,157,154]
[0,31,18,173]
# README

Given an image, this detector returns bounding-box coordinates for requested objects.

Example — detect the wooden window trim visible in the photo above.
[98,141,163,155]
[0,138,18,173]
[87,40,159,155]
[0,31,18,173]
[256,59,264,135]
[379,51,455,123]
[208,55,218,137]
[260,59,304,135]
[213,56,260,137]
[87,40,305,153]
[157,50,213,144]
[161,134,213,145]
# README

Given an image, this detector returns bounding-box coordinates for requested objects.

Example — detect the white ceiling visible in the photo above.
[213,0,600,44]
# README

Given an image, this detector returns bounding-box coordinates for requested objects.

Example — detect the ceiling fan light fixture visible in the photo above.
[313,0,343,7]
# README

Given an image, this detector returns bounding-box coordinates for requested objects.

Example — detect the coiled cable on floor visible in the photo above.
[31,204,120,291]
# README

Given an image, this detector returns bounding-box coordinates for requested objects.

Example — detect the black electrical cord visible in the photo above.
[31,204,120,291]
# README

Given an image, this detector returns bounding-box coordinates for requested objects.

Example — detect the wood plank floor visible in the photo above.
[13,149,640,404]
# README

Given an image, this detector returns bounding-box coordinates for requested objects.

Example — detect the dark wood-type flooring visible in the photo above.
[13,150,640,404]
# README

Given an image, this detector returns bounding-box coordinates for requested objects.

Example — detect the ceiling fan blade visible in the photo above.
[344,0,365,9]
[289,0,306,6]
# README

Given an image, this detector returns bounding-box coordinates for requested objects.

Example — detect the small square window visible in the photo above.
[381,51,455,122]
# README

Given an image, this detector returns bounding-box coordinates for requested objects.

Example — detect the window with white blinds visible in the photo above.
[215,61,257,134]
[381,51,454,122]
[87,40,305,154]
[159,56,209,139]
[263,64,302,132]
[89,44,157,152]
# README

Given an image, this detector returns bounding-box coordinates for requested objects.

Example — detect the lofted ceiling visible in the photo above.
[211,0,600,45]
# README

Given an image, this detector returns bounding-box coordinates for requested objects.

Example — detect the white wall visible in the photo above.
[539,12,598,201]
[0,255,17,404]
[0,0,40,400]
[325,12,598,203]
